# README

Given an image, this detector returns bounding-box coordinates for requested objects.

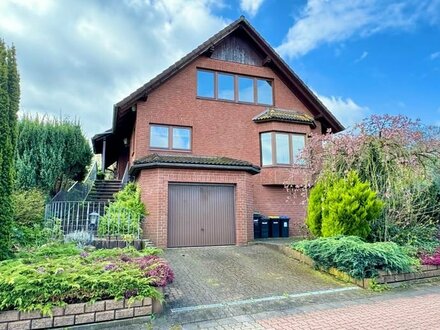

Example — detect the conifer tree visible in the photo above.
[0,40,20,260]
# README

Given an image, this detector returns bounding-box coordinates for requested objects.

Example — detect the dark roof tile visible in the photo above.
[131,153,260,175]
[253,108,316,126]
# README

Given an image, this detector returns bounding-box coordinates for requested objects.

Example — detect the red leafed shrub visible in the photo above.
[420,248,440,265]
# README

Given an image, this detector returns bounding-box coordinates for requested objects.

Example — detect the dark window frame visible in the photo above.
[259,131,306,167]
[149,124,192,152]
[196,68,274,106]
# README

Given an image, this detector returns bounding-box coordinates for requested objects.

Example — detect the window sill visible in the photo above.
[196,96,273,107]
[149,148,192,153]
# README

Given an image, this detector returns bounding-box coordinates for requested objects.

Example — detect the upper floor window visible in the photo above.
[196,69,273,105]
[150,125,191,151]
[197,70,214,98]
[260,132,306,166]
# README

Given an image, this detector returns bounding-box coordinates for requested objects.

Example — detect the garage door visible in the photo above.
[168,184,235,247]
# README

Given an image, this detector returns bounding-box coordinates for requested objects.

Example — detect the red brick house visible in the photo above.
[92,17,343,248]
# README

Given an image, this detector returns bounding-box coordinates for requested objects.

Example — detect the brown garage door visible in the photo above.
[168,184,235,247]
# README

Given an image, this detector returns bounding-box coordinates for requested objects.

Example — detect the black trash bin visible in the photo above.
[259,217,270,238]
[268,216,280,238]
[253,212,262,239]
[279,216,290,237]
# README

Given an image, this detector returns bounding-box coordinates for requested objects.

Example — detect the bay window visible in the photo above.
[260,132,306,166]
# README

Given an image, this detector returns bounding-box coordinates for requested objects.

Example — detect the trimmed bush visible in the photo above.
[0,244,172,314]
[308,170,383,239]
[98,183,147,237]
[292,236,416,279]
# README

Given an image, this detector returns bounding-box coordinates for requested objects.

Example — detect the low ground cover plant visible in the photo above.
[420,248,440,266]
[0,244,173,314]
[292,236,416,279]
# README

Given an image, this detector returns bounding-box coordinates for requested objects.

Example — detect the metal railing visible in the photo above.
[44,200,143,239]
[51,162,98,202]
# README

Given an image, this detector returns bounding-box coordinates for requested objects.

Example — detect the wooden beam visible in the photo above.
[262,56,272,66]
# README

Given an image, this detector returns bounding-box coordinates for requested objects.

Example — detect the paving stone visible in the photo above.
[134,306,152,316]
[8,320,31,330]
[85,301,105,313]
[105,299,125,310]
[64,303,85,315]
[0,310,19,322]
[75,312,95,324]
[95,310,115,322]
[30,317,53,329]
[53,315,74,327]
[20,311,42,320]
[115,308,134,319]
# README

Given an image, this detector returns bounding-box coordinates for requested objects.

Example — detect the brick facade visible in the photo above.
[138,168,254,247]
[95,20,343,246]
[128,55,321,245]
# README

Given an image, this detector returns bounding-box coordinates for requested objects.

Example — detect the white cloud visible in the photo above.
[277,0,440,58]
[354,51,368,63]
[240,0,264,17]
[430,51,440,60]
[315,92,369,129]
[0,0,228,137]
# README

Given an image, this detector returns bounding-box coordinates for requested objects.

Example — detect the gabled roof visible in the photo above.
[253,107,316,127]
[111,16,344,133]
[130,153,260,175]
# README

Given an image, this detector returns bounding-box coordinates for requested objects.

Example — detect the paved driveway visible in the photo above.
[156,244,367,328]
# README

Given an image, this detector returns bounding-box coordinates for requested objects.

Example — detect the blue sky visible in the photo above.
[1,0,439,136]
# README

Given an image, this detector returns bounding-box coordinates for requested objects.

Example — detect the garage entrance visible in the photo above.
[168,184,236,247]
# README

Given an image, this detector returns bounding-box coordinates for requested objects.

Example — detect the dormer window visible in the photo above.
[196,69,273,106]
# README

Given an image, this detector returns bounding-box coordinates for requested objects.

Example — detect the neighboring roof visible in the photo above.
[253,107,316,127]
[111,16,344,133]
[130,153,260,175]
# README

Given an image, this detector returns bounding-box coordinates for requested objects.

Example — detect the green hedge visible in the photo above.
[292,236,416,279]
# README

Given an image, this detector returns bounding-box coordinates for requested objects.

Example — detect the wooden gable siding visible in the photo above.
[211,32,264,66]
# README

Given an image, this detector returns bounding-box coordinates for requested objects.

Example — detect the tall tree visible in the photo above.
[0,40,20,260]
[15,116,92,195]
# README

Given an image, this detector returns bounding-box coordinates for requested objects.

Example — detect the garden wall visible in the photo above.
[0,297,160,330]
[260,242,440,288]
[92,238,153,250]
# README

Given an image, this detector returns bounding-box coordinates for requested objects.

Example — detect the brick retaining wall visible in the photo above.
[0,297,159,329]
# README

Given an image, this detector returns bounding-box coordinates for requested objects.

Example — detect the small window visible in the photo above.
[275,133,290,164]
[150,125,191,151]
[238,76,254,103]
[261,133,272,166]
[197,70,214,98]
[217,73,234,100]
[257,79,273,105]
[172,127,191,150]
[150,126,169,149]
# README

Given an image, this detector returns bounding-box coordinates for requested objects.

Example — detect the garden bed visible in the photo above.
[0,244,173,328]
[260,241,440,289]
